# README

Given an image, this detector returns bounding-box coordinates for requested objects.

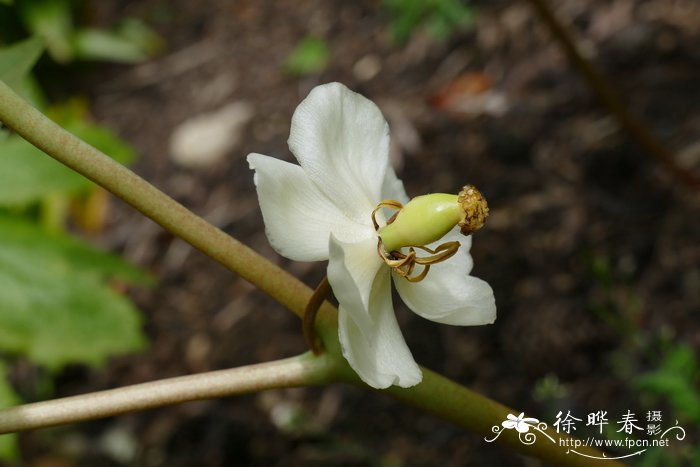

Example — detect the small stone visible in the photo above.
[170,101,254,168]
[353,54,382,82]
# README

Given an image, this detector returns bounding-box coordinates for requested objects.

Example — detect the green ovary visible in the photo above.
[378,193,461,252]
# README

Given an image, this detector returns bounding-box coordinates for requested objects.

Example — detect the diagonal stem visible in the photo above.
[525,0,700,189]
[0,79,316,320]
[381,367,626,467]
[0,353,336,434]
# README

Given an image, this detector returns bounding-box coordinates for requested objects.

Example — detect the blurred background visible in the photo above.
[0,0,699,465]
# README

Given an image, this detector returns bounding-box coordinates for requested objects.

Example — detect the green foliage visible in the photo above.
[71,18,162,63]
[634,344,700,423]
[0,35,150,460]
[2,0,162,64]
[0,36,43,93]
[0,215,149,369]
[0,100,136,207]
[285,37,330,76]
[16,0,73,62]
[0,135,86,206]
[0,363,20,460]
[383,0,474,43]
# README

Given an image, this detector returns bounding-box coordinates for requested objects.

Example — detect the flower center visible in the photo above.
[372,185,489,282]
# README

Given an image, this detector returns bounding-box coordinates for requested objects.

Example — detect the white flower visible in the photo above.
[248,83,496,389]
[502,413,540,433]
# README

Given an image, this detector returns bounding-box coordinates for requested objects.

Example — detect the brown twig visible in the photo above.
[525,0,700,189]
[303,276,331,355]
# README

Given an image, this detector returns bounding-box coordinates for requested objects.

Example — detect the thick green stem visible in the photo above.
[0,353,336,434]
[381,368,625,467]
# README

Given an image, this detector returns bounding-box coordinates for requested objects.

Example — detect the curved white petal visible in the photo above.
[396,270,496,326]
[288,83,389,223]
[382,165,410,204]
[336,267,422,389]
[394,228,495,325]
[439,227,474,275]
[248,153,374,261]
[328,234,383,318]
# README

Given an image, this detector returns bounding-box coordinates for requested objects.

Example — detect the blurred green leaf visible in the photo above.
[0,0,14,5]
[72,29,148,63]
[0,214,149,370]
[383,0,473,43]
[425,2,473,41]
[13,73,49,109]
[0,363,20,461]
[0,135,88,206]
[70,17,162,64]
[0,100,136,207]
[17,0,73,62]
[635,345,700,423]
[285,37,330,76]
[0,36,44,92]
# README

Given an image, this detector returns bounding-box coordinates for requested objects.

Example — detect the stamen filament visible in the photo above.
[371,200,403,231]
[376,233,460,282]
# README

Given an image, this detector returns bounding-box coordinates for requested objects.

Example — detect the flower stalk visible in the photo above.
[382,367,625,467]
[0,353,337,434]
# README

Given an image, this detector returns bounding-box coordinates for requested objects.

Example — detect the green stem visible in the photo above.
[0,353,336,434]
[381,367,625,467]
[0,79,314,319]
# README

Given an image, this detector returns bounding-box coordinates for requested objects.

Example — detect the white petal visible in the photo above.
[328,234,383,317]
[336,268,422,389]
[288,83,389,223]
[381,165,409,204]
[248,153,373,261]
[367,165,410,229]
[439,227,474,275]
[394,228,495,325]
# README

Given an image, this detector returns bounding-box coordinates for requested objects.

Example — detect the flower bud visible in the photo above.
[378,185,488,252]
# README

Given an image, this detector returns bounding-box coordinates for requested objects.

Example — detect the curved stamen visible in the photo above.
[413,241,460,265]
[385,241,460,281]
[371,200,403,231]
